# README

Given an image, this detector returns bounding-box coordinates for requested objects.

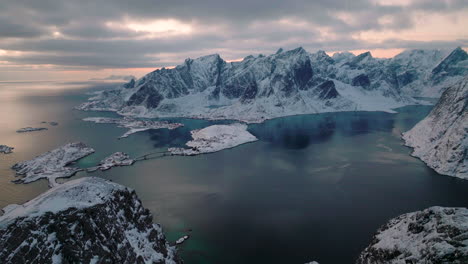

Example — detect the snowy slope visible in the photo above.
[78,47,467,123]
[0,177,180,264]
[357,206,468,264]
[403,75,468,179]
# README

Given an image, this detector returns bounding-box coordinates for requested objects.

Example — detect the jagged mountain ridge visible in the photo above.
[78,47,467,123]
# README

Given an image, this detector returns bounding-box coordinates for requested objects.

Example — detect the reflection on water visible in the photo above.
[1,81,468,264]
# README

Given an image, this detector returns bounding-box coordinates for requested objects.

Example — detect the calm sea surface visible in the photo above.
[1,81,467,264]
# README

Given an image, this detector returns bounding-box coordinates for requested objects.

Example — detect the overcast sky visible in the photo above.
[0,0,467,81]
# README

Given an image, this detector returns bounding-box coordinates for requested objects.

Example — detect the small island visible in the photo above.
[169,123,258,156]
[88,152,135,172]
[0,145,14,154]
[12,142,95,187]
[16,127,48,133]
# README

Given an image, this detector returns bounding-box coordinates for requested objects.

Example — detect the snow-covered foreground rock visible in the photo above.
[16,127,47,133]
[12,142,95,187]
[169,123,258,155]
[0,145,13,154]
[403,75,468,179]
[78,47,467,123]
[356,206,468,264]
[88,152,134,171]
[83,116,183,138]
[0,177,180,264]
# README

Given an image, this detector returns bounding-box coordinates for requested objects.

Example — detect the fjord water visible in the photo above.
[1,82,468,264]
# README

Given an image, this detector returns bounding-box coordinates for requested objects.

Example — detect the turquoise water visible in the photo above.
[1,81,468,264]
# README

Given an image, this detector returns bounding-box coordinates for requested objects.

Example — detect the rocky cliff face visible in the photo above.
[357,206,468,264]
[78,47,467,123]
[0,177,180,264]
[403,75,467,179]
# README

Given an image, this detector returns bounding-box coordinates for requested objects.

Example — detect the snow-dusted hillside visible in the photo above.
[78,47,467,123]
[0,177,180,263]
[356,206,468,264]
[403,75,467,179]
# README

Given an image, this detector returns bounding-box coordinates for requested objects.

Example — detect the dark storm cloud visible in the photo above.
[0,0,466,69]
[0,17,48,38]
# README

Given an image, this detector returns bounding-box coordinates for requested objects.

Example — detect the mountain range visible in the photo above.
[78,47,468,123]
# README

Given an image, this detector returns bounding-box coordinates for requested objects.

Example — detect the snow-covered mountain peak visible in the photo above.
[78,46,467,122]
[332,51,355,63]
[310,50,334,64]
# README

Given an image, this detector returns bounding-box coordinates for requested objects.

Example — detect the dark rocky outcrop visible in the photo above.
[123,78,135,89]
[352,74,371,89]
[431,47,468,84]
[0,177,180,264]
[127,82,164,109]
[315,80,339,100]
